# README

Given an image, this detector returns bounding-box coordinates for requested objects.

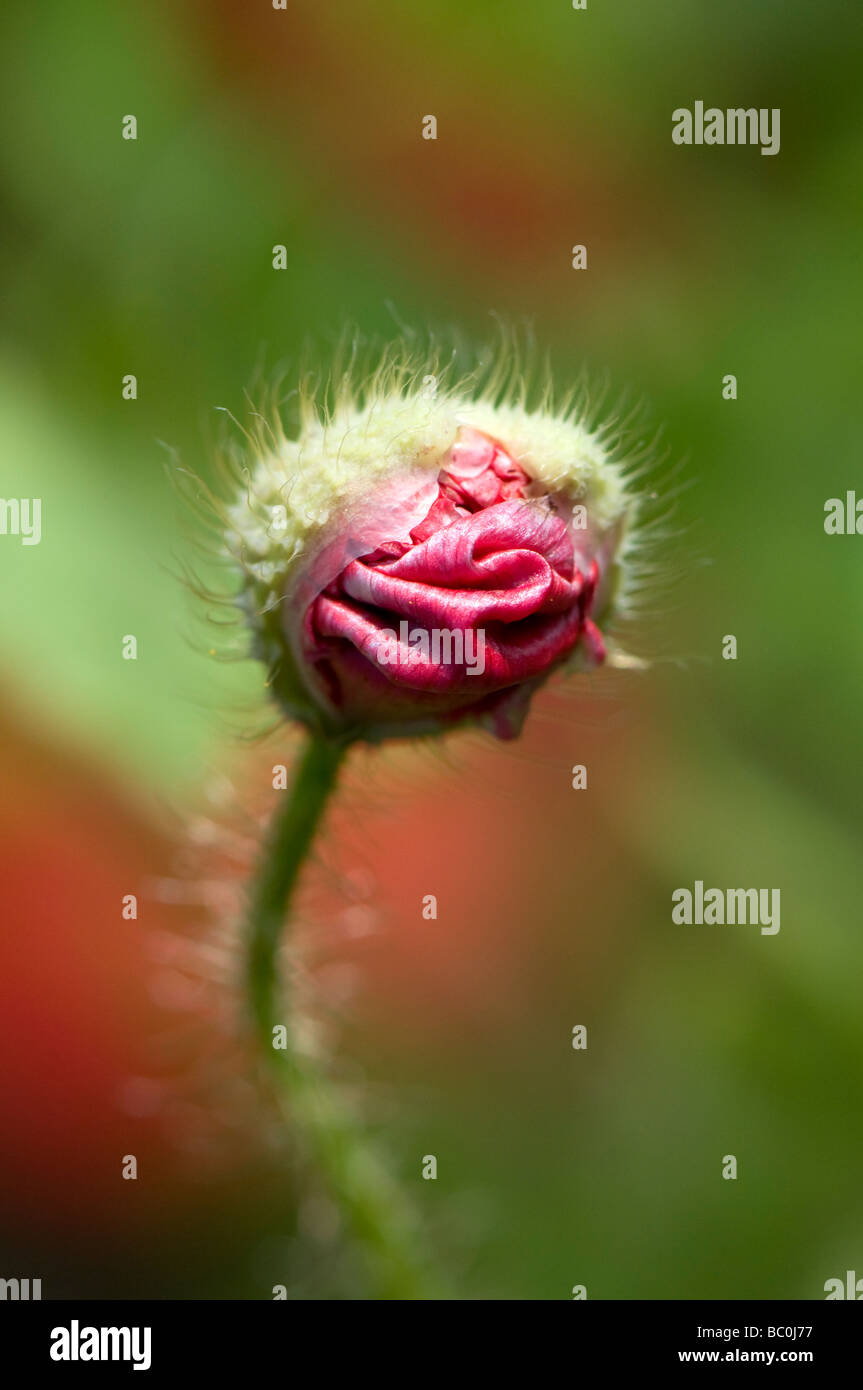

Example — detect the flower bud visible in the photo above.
[225,353,638,741]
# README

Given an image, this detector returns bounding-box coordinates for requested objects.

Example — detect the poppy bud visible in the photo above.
[226,354,636,741]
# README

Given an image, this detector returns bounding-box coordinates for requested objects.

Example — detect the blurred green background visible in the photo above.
[1,0,861,1299]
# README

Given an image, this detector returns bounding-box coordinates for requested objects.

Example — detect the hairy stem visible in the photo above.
[244,732,438,1299]
[246,733,347,1043]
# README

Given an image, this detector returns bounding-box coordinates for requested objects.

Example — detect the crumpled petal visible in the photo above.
[301,426,607,737]
[338,500,579,627]
[442,426,531,509]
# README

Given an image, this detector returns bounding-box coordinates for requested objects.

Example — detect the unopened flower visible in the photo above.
[225,345,640,741]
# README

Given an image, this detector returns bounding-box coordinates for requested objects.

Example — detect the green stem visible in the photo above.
[246,733,347,1044]
[244,732,439,1300]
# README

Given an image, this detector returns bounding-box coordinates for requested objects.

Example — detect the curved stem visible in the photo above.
[246,733,347,1044]
[244,732,440,1300]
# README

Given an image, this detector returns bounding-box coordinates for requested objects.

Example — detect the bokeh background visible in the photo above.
[1,0,861,1299]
